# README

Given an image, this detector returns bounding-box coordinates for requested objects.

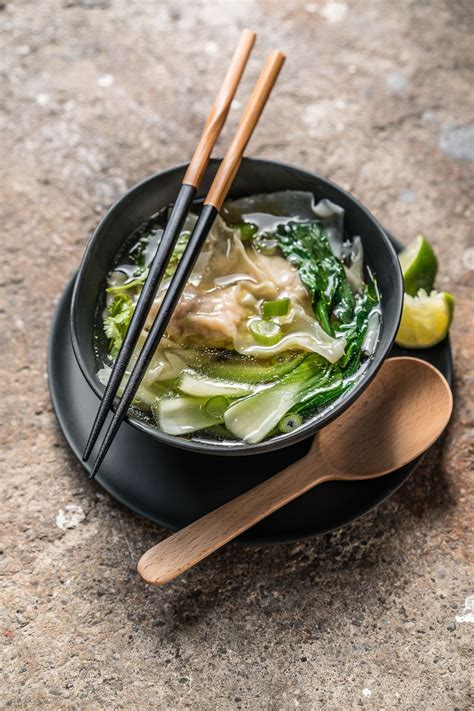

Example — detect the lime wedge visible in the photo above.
[399,235,438,296]
[396,289,455,348]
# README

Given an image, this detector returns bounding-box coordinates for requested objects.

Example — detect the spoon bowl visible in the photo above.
[318,356,453,478]
[138,356,452,585]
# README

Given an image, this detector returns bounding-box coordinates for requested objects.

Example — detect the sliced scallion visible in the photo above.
[237,222,258,241]
[261,297,290,318]
[248,318,282,346]
[278,412,303,433]
[203,395,230,418]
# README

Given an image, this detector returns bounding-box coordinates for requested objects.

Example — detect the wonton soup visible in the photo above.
[95,191,381,445]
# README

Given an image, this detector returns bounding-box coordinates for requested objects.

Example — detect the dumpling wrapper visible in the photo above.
[145,216,345,362]
[222,190,346,258]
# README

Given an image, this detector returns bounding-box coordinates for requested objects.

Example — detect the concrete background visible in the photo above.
[1,0,473,708]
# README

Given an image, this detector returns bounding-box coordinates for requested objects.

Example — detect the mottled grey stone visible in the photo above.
[439,124,474,162]
[1,1,473,710]
[399,189,416,204]
[386,73,409,93]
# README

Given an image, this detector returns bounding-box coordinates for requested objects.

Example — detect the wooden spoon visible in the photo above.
[137,356,452,585]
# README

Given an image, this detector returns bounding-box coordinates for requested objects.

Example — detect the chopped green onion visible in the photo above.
[237,222,258,241]
[203,395,230,418]
[248,318,282,346]
[262,297,290,318]
[254,236,278,255]
[278,412,303,433]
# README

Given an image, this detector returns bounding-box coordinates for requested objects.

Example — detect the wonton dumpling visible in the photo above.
[146,217,345,362]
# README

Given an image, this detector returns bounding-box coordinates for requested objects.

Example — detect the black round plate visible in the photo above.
[48,264,453,544]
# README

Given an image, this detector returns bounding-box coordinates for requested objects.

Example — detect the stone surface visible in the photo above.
[1,0,473,709]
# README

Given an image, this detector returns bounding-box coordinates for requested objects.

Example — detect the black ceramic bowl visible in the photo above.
[71,158,403,456]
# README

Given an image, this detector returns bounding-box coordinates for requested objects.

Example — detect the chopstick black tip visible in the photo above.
[88,459,101,481]
[83,422,101,461]
[82,440,93,462]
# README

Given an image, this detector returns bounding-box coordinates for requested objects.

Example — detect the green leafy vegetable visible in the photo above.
[275,221,356,332]
[106,228,191,300]
[223,355,333,443]
[165,230,191,278]
[334,280,379,375]
[293,370,350,416]
[178,371,254,398]
[274,220,379,378]
[103,294,134,358]
[202,352,306,383]
[333,279,357,324]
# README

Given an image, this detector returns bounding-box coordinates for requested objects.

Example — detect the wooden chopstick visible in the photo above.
[182,30,257,189]
[82,29,256,462]
[205,50,286,209]
[88,50,285,480]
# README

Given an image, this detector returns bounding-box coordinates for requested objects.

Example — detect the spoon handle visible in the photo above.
[137,357,453,586]
[137,440,329,585]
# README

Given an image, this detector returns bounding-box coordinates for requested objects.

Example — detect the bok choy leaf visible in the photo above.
[202,352,307,383]
[275,221,356,334]
[223,356,333,443]
[154,396,224,435]
[178,372,255,398]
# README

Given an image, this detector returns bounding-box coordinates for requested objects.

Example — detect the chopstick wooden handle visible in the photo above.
[205,49,285,209]
[183,29,256,188]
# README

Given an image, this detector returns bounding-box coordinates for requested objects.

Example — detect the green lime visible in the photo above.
[396,290,455,348]
[398,234,438,296]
